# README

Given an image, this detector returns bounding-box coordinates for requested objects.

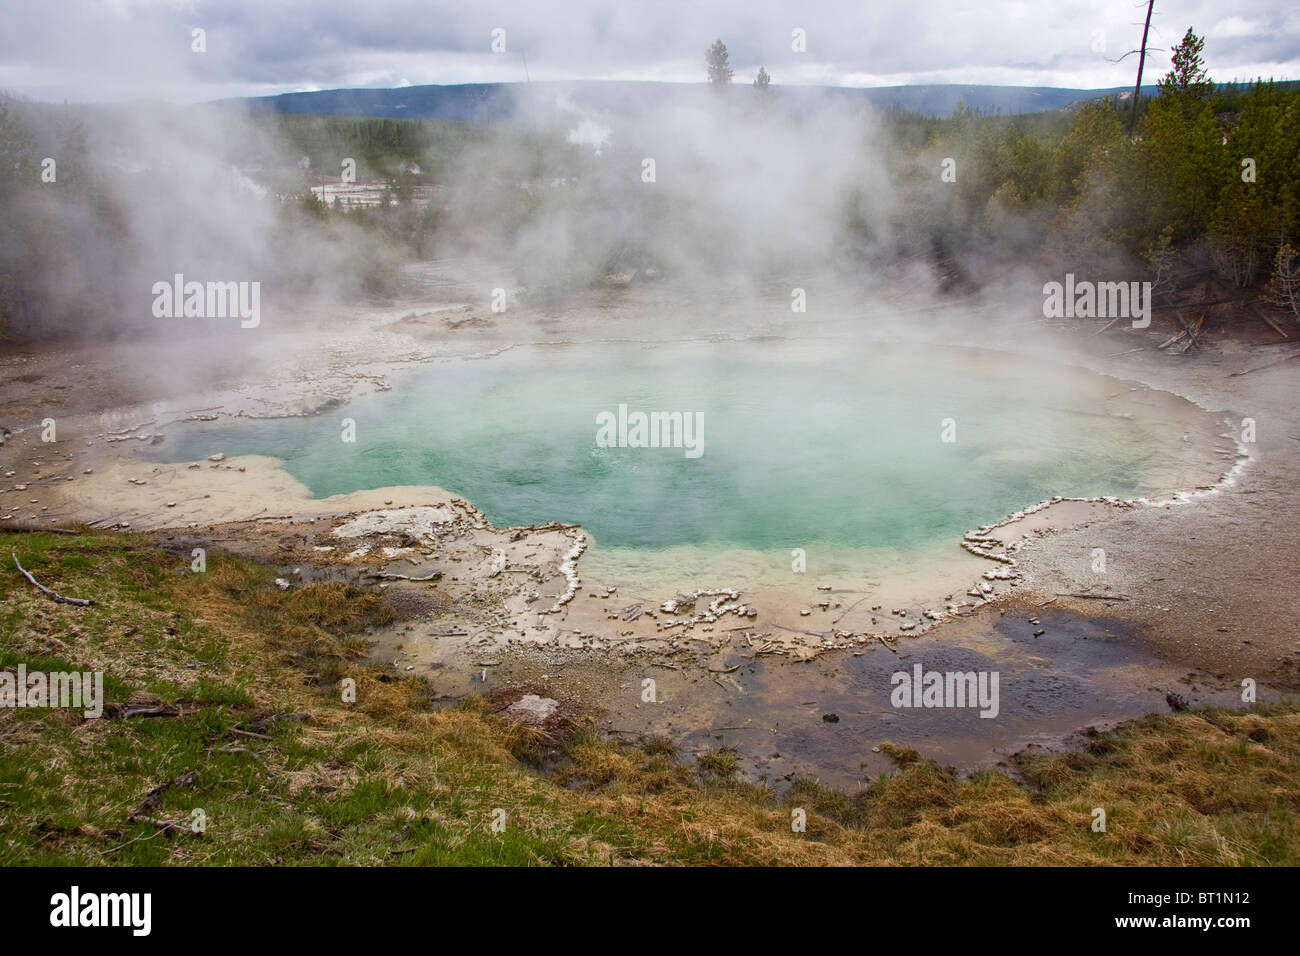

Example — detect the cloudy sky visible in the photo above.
[3,0,1298,103]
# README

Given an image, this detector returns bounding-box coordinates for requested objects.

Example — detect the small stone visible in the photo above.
[506,694,559,724]
[207,453,225,462]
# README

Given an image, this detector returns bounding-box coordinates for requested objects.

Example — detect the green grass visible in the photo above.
[1,529,1297,866]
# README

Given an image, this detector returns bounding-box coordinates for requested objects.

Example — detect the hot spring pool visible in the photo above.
[158,340,1228,593]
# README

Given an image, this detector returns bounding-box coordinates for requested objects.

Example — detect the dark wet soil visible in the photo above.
[452,606,1278,792]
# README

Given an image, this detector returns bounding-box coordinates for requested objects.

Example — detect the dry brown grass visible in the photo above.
[4,529,1296,866]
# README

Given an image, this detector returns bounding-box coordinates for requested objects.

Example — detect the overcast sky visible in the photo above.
[3,0,1298,103]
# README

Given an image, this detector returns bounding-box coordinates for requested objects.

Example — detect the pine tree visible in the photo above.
[706,40,733,87]
[1160,28,1213,100]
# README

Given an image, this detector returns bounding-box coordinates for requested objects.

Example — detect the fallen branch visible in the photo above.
[226,727,272,741]
[100,828,168,857]
[12,553,93,606]
[1088,316,1124,338]
[1055,592,1130,601]
[210,743,271,772]
[1245,299,1289,338]
[832,595,873,625]
[1196,710,1243,737]
[1159,293,1202,352]
[109,703,182,719]
[771,622,827,638]
[0,523,79,535]
[127,815,202,836]
[246,712,310,734]
[1228,349,1300,377]
[1177,316,1204,354]
[133,771,198,816]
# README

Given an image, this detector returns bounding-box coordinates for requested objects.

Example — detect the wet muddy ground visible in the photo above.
[404,604,1275,791]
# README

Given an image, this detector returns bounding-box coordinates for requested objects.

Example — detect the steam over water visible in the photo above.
[160,339,1227,591]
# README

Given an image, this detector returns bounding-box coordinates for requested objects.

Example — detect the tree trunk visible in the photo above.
[1129,0,1156,136]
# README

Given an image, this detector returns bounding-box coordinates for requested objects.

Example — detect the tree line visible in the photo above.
[883,29,1299,309]
[1,27,1296,342]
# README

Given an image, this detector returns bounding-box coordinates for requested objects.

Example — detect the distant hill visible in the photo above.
[213,80,1161,122]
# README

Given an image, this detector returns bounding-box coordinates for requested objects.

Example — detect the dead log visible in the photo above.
[1246,300,1289,338]
[0,522,79,535]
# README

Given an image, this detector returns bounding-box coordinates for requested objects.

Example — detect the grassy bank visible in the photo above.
[1,528,1296,865]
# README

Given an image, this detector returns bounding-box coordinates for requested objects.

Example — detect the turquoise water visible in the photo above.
[159,342,1210,555]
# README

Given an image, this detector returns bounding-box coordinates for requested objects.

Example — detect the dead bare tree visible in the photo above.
[1148,226,1179,295]
[1114,0,1157,136]
[1268,243,1300,316]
